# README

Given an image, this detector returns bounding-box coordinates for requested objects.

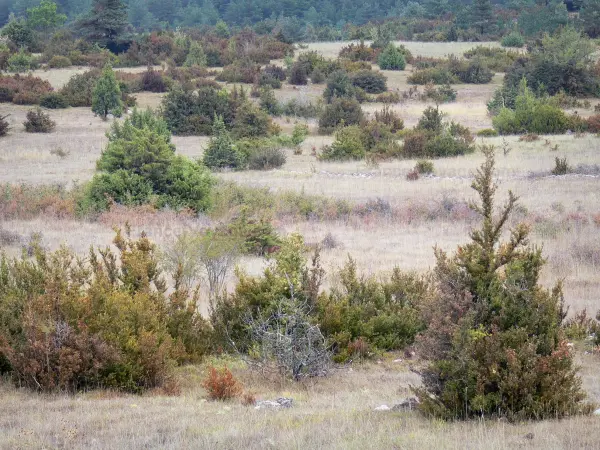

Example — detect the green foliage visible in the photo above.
[378,43,407,70]
[408,67,458,85]
[184,41,207,67]
[1,17,35,49]
[259,86,281,115]
[83,111,213,214]
[492,81,573,135]
[247,146,287,170]
[231,102,272,139]
[289,60,309,85]
[26,0,66,33]
[323,70,355,103]
[414,147,588,420]
[92,65,123,119]
[23,107,55,132]
[318,97,364,134]
[350,70,387,94]
[7,50,36,72]
[0,230,211,392]
[403,107,475,158]
[501,32,525,48]
[39,92,68,109]
[60,69,101,107]
[203,115,245,170]
[477,128,498,137]
[320,125,366,161]
[317,258,430,360]
[580,0,600,38]
[76,0,130,48]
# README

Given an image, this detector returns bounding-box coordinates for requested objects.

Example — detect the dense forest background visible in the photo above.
[0,0,593,42]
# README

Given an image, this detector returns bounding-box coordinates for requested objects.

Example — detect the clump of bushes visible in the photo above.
[415,159,434,174]
[320,125,367,161]
[402,107,475,158]
[409,56,493,85]
[24,108,56,133]
[552,156,571,175]
[414,147,588,420]
[203,366,242,401]
[0,74,53,105]
[7,51,38,72]
[323,70,356,103]
[0,114,9,136]
[463,46,521,72]
[59,69,101,107]
[492,81,579,135]
[203,116,245,170]
[0,229,212,392]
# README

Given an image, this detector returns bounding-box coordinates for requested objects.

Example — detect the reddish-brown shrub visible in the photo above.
[141,67,168,92]
[586,114,600,133]
[242,392,257,406]
[202,366,242,400]
[406,169,420,180]
[0,74,53,104]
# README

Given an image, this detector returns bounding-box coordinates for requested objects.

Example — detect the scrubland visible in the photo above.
[1,39,600,449]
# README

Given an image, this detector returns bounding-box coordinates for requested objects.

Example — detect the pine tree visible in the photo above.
[77,0,129,48]
[414,146,588,420]
[202,115,244,170]
[92,65,123,119]
[472,0,494,35]
[184,41,207,67]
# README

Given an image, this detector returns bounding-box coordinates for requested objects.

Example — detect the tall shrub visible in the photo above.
[414,147,587,420]
[92,65,123,119]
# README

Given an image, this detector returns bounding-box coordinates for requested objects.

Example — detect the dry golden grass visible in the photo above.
[0,353,598,450]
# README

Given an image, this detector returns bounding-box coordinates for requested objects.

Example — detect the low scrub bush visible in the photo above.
[141,67,169,93]
[203,116,245,170]
[47,55,72,68]
[423,83,457,103]
[339,41,376,62]
[323,70,356,103]
[0,74,52,104]
[318,97,364,134]
[24,108,56,132]
[39,92,68,109]
[320,125,366,161]
[289,61,310,85]
[351,70,387,94]
[415,159,434,174]
[0,230,211,392]
[463,47,521,72]
[216,62,260,84]
[59,69,101,107]
[409,57,493,85]
[247,146,286,170]
[376,91,401,103]
[7,51,37,72]
[477,128,499,137]
[281,98,323,118]
[374,106,404,133]
[408,67,458,85]
[202,366,242,400]
[552,156,571,175]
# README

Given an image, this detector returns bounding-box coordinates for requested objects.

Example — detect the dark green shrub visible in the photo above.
[463,47,521,72]
[92,65,123,119]
[417,106,444,133]
[24,107,56,132]
[231,103,272,139]
[454,58,494,84]
[408,67,458,85]
[414,148,588,421]
[39,92,68,109]
[259,86,281,115]
[318,97,364,134]
[216,62,260,84]
[7,51,36,72]
[60,69,101,107]
[203,116,245,170]
[323,70,355,103]
[310,68,325,84]
[84,170,154,212]
[289,61,309,85]
[423,83,457,103]
[378,44,407,70]
[351,70,387,94]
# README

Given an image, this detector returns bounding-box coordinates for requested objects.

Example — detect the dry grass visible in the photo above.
[0,353,598,450]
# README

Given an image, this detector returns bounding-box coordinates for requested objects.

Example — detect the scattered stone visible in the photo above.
[391,397,419,412]
[594,408,600,416]
[393,359,403,363]
[374,405,391,411]
[255,397,294,410]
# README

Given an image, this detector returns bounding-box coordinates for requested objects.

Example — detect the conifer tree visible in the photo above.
[414,146,587,420]
[92,65,123,119]
[77,0,129,48]
[472,0,494,35]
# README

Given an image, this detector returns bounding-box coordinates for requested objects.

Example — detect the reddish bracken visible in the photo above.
[202,366,242,401]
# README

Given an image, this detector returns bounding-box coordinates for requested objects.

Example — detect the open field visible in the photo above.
[1,39,600,449]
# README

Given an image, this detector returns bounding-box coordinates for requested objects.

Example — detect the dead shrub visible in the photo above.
[202,366,242,401]
[406,169,420,180]
[519,133,540,142]
[242,392,257,406]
